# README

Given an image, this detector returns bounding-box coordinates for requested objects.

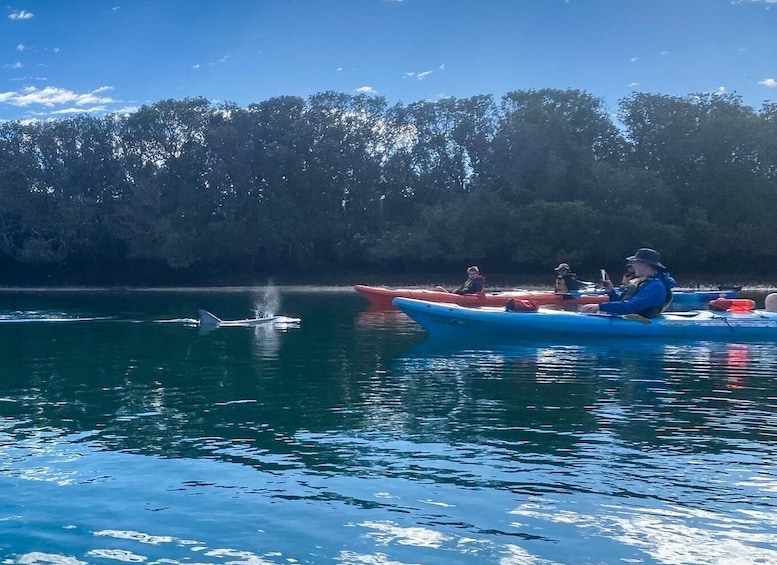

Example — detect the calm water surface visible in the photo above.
[1,288,776,564]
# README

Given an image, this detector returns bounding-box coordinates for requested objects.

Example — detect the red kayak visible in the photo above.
[354,284,608,309]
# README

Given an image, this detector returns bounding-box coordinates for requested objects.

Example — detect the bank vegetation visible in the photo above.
[1,89,775,285]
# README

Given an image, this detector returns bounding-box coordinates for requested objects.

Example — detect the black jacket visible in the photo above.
[453,275,485,295]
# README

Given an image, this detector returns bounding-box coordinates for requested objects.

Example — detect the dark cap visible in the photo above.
[626,248,666,270]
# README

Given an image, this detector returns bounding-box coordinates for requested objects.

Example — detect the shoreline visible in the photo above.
[0,285,358,293]
[1,284,776,293]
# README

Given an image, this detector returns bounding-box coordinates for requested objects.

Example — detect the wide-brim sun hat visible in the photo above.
[626,248,666,270]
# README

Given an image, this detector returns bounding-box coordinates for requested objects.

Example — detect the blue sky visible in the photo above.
[1,0,775,122]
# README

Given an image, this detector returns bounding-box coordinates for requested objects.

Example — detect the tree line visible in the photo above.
[0,88,775,285]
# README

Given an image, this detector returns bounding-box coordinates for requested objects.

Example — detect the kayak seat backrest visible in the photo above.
[708,298,755,312]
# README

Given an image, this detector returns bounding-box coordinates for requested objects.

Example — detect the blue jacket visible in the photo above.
[599,271,676,318]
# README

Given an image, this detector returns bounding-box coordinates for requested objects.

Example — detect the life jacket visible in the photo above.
[555,273,589,293]
[457,274,485,295]
[620,276,645,301]
[634,276,673,319]
[555,274,578,293]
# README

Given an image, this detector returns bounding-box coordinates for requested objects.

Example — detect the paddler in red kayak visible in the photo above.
[553,263,592,292]
[436,265,485,295]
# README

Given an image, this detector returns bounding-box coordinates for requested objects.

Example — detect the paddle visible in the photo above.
[583,312,652,324]
[622,313,652,324]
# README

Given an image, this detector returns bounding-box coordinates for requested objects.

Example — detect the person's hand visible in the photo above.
[579,304,600,313]
[602,279,614,292]
[434,285,449,293]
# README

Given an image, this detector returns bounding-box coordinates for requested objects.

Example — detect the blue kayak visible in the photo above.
[668,288,737,309]
[393,297,777,340]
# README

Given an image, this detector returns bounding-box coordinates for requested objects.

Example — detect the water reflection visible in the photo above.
[248,321,295,360]
[393,337,777,454]
[354,306,423,334]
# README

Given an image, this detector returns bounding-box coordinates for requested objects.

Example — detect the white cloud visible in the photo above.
[336,67,343,72]
[439,63,446,71]
[355,86,376,94]
[759,78,777,87]
[191,64,201,70]
[404,71,432,80]
[208,55,230,66]
[3,62,23,69]
[659,51,669,56]
[715,86,726,94]
[16,43,25,51]
[628,82,640,87]
[0,86,115,108]
[630,57,639,63]
[8,10,33,20]
[50,106,108,115]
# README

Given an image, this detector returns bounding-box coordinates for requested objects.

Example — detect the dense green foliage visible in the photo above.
[0,89,775,284]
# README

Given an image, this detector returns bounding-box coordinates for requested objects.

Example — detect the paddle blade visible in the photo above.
[622,313,651,324]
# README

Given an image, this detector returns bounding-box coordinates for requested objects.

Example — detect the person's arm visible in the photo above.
[565,275,589,291]
[606,283,623,301]
[598,279,665,315]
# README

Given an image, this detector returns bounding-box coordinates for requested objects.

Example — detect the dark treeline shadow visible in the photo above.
[0,89,775,286]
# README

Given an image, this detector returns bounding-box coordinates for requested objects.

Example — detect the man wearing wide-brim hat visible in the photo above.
[580,248,676,319]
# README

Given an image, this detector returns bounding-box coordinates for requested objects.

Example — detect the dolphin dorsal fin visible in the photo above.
[198,309,222,326]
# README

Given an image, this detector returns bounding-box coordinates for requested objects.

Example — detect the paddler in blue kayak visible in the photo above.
[579,248,676,319]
